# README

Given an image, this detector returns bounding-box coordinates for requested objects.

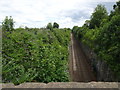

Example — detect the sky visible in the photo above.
[0,0,118,28]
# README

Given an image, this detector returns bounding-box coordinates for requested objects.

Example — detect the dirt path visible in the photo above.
[69,33,96,82]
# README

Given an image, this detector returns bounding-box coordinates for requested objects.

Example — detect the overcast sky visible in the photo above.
[0,0,118,28]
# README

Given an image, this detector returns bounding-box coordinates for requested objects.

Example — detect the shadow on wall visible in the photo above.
[80,42,118,82]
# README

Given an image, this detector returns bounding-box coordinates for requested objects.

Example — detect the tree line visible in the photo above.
[72,1,120,81]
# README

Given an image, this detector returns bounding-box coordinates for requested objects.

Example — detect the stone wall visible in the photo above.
[1,82,119,88]
[80,42,117,82]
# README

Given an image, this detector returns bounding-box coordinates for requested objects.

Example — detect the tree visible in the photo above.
[116,1,120,10]
[46,23,53,30]
[89,4,108,29]
[53,22,59,28]
[113,1,120,14]
[72,26,79,33]
[109,1,120,20]
[2,16,14,31]
[83,20,90,27]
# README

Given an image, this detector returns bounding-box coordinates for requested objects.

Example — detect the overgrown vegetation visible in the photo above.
[1,1,120,84]
[72,1,120,81]
[2,17,70,85]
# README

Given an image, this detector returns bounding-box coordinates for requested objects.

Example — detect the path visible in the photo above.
[69,33,96,82]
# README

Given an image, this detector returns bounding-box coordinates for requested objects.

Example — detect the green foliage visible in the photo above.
[2,16,14,32]
[53,22,59,28]
[95,15,120,77]
[52,28,70,45]
[72,26,85,39]
[109,1,120,20]
[72,2,120,81]
[2,27,70,84]
[83,20,90,27]
[89,4,108,29]
[46,23,53,30]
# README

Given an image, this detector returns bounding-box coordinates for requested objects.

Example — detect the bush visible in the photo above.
[2,28,70,84]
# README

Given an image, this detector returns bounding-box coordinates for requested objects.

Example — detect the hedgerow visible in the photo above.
[2,27,70,85]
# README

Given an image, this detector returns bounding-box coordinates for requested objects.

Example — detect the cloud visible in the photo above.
[0,0,117,28]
